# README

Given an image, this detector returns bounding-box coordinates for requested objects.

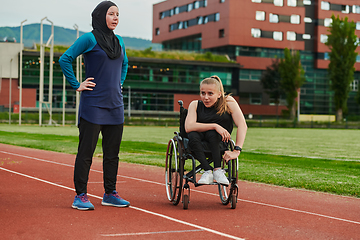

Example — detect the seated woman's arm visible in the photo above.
[223,96,248,161]
[185,100,231,142]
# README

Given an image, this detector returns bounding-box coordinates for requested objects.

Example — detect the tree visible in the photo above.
[278,48,305,120]
[260,59,284,118]
[325,14,358,122]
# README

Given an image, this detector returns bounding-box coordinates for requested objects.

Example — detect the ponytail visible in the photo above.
[200,75,231,115]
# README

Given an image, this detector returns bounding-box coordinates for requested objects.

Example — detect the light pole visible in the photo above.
[46,17,54,125]
[9,59,13,124]
[19,19,27,125]
[128,86,131,117]
[297,88,300,122]
[62,75,66,126]
[39,17,46,126]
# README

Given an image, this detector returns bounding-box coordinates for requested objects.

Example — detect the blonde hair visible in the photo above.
[200,75,231,115]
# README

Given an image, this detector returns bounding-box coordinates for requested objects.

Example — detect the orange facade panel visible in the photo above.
[236,56,274,70]
[239,104,287,116]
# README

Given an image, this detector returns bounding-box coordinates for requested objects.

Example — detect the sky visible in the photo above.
[0,0,165,40]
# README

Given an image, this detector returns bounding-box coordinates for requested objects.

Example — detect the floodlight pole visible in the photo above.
[39,17,46,126]
[62,75,66,126]
[74,24,80,126]
[297,88,300,122]
[19,19,27,125]
[128,86,131,117]
[46,18,54,125]
[9,59,13,124]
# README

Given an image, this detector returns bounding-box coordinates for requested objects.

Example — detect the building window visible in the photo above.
[170,9,174,16]
[251,93,262,105]
[198,16,203,24]
[269,13,279,23]
[287,31,296,41]
[324,18,332,27]
[251,28,261,38]
[194,1,200,9]
[304,17,312,23]
[274,0,283,7]
[203,0,208,7]
[252,0,261,3]
[155,28,160,35]
[215,13,220,21]
[256,11,265,21]
[273,31,283,41]
[239,93,262,105]
[342,5,349,14]
[287,0,296,7]
[353,5,360,14]
[321,1,330,10]
[174,7,179,15]
[303,34,311,40]
[324,52,329,60]
[350,80,358,91]
[303,0,311,5]
[204,16,209,24]
[188,3,193,11]
[178,21,183,29]
[290,15,300,24]
[320,34,328,43]
[219,29,225,38]
[220,0,225,3]
[184,21,188,29]
[356,22,360,30]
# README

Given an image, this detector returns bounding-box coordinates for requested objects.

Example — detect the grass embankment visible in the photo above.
[0,126,359,198]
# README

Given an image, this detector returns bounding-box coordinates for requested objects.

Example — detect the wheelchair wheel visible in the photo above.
[218,142,238,206]
[165,137,183,205]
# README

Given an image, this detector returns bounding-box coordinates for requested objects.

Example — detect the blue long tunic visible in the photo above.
[59,32,128,125]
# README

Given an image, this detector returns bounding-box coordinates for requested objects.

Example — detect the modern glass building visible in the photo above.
[19,51,240,112]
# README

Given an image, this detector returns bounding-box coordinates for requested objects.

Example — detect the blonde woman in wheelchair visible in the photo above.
[185,75,247,185]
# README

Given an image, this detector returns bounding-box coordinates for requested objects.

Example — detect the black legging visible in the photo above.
[74,118,123,195]
[188,130,222,171]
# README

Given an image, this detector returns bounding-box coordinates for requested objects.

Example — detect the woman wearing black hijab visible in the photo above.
[59,1,129,210]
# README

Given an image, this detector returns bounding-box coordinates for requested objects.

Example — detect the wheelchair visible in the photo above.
[165,100,239,209]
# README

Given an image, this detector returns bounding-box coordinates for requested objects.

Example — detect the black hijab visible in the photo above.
[91,1,121,59]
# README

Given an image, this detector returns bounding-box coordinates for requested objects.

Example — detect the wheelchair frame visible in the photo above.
[165,101,239,209]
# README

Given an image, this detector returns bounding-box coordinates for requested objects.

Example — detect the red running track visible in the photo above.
[0,143,359,240]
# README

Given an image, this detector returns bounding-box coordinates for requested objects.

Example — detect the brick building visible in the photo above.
[152,0,360,117]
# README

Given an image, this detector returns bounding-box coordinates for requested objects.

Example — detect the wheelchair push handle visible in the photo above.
[178,100,184,107]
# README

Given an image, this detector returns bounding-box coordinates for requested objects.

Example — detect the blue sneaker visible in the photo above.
[102,191,130,207]
[72,193,95,210]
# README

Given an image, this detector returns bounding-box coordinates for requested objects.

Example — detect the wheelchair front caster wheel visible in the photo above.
[183,194,189,209]
[230,194,236,209]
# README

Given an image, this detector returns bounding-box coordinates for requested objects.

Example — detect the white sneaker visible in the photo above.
[198,170,213,184]
[213,169,229,186]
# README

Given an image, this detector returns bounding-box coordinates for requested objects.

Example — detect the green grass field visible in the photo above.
[0,124,359,197]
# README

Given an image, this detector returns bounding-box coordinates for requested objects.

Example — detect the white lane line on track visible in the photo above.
[0,166,245,240]
[1,150,360,226]
[101,229,203,237]
[189,189,360,226]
